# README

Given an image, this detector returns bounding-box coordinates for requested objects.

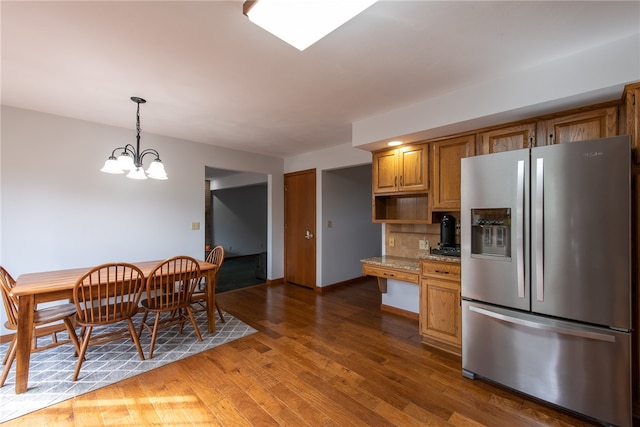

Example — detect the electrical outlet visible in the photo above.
[419,239,429,250]
[191,221,200,230]
[388,237,395,247]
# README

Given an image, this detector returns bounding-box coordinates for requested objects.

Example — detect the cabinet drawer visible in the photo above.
[421,261,460,279]
[363,264,419,284]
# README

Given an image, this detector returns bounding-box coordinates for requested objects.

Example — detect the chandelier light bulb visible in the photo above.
[100,156,124,174]
[116,152,135,171]
[146,159,168,180]
[126,167,148,180]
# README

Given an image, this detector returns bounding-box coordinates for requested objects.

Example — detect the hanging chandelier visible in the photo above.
[100,96,168,180]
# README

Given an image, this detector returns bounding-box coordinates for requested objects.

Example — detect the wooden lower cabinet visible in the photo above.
[419,259,461,355]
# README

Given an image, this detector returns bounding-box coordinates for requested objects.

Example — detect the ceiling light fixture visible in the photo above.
[387,140,403,147]
[243,0,378,51]
[100,97,167,180]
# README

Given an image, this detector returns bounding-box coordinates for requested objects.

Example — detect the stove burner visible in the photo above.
[430,245,461,257]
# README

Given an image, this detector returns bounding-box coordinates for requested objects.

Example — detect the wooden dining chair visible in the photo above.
[0,266,81,387]
[191,245,225,322]
[72,263,145,381]
[138,256,203,359]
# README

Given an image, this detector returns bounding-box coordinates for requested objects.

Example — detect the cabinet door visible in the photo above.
[372,149,398,193]
[623,82,639,165]
[431,135,475,210]
[479,123,536,154]
[420,276,461,350]
[398,144,428,192]
[537,106,618,146]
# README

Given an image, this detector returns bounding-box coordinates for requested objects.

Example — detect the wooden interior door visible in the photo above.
[284,169,316,288]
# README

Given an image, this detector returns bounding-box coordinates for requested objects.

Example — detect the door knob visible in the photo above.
[305,230,313,240]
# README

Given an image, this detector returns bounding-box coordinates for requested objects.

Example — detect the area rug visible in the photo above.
[0,310,256,423]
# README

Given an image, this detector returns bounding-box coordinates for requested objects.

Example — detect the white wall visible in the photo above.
[353,34,640,150]
[212,183,267,256]
[321,165,381,286]
[0,106,284,334]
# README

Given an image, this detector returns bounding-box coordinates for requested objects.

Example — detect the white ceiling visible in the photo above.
[2,1,639,158]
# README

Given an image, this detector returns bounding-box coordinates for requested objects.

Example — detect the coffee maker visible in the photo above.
[431,214,461,256]
[440,214,457,247]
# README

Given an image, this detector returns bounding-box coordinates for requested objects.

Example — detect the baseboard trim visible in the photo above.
[380,304,419,320]
[267,277,284,285]
[315,276,367,293]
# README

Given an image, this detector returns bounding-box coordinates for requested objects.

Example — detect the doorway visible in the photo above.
[205,167,268,292]
[284,169,316,288]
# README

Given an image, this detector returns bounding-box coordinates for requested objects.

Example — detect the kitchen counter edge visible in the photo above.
[361,254,460,272]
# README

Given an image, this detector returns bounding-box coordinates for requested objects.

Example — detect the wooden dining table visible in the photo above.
[10,259,218,394]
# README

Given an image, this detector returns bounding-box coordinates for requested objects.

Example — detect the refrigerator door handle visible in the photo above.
[516,160,525,298]
[535,158,544,302]
[468,305,616,343]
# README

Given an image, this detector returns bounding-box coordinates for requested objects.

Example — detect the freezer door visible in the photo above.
[531,136,631,329]
[461,149,530,310]
[462,301,632,427]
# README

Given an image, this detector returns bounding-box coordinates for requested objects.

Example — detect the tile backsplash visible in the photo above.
[385,220,460,258]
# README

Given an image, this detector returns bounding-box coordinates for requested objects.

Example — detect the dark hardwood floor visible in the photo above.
[5,278,602,426]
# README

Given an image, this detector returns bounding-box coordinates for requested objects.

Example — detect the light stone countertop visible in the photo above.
[418,253,461,264]
[360,256,420,272]
[361,254,460,272]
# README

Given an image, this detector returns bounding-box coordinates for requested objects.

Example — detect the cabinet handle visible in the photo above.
[549,133,554,144]
[434,270,449,274]
[535,158,544,302]
[516,160,525,299]
[400,176,403,187]
[394,176,397,187]
[469,305,615,342]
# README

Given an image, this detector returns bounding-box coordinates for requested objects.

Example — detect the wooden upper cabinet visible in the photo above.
[398,144,428,192]
[537,106,618,146]
[373,144,428,194]
[372,150,398,193]
[623,82,640,164]
[479,122,536,154]
[431,135,475,211]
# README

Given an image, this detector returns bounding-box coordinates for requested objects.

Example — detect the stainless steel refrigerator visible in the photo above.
[460,135,631,427]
